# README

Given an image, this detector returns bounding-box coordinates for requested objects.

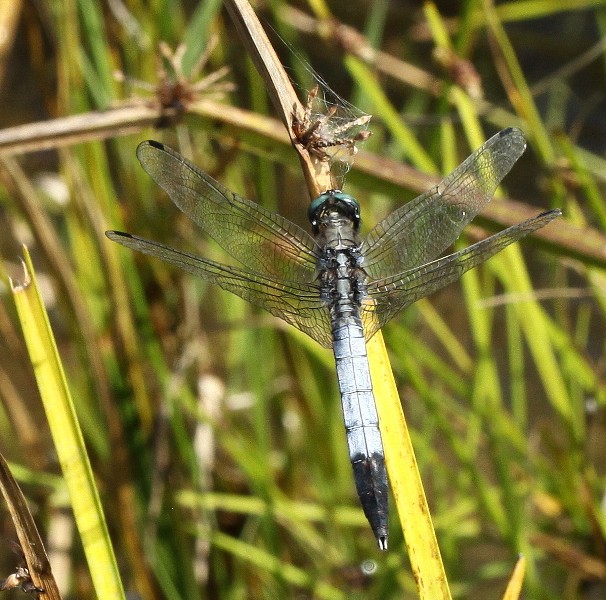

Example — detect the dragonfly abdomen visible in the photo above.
[332,313,389,550]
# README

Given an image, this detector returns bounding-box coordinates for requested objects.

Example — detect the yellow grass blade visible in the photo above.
[10,246,125,600]
[501,556,526,600]
[368,331,452,599]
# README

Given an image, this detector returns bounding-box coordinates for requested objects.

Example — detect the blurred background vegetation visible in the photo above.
[1,0,606,598]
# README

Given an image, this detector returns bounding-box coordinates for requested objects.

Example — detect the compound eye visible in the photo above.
[307,193,331,226]
[335,193,361,228]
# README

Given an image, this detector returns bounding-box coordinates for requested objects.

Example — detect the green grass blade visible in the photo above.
[211,531,345,600]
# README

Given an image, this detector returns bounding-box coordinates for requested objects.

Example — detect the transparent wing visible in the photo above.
[136,141,318,283]
[106,231,333,348]
[361,128,527,280]
[361,210,560,338]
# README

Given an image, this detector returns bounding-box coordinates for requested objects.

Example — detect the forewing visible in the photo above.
[362,128,527,280]
[107,231,333,348]
[137,141,318,283]
[361,210,560,338]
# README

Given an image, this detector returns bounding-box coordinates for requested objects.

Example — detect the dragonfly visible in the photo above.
[107,127,560,550]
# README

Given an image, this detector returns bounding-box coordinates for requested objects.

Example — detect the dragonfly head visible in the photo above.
[308,190,361,234]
